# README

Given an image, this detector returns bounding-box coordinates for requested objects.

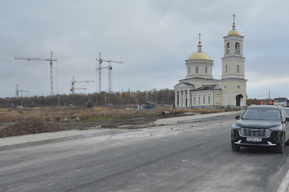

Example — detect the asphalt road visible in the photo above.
[1,113,289,192]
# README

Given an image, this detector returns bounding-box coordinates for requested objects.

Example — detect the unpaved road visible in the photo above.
[1,112,289,192]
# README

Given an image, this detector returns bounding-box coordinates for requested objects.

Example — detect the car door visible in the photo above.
[282,109,289,142]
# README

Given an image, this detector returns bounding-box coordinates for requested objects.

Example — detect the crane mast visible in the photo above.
[14,51,57,95]
[96,52,123,93]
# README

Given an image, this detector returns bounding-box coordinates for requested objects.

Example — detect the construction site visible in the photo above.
[14,51,125,98]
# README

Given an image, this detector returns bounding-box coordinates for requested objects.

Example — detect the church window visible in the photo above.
[235,42,240,53]
[226,42,230,54]
[205,67,208,74]
[195,67,199,74]
[216,95,220,104]
[208,96,211,104]
[237,65,240,73]
[203,97,205,104]
[225,65,228,73]
[198,97,200,104]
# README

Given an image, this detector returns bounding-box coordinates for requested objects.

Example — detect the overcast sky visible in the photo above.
[1,0,289,99]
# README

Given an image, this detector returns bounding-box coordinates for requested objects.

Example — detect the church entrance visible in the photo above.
[235,94,243,106]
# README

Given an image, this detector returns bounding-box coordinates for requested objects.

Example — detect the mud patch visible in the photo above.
[0,120,61,138]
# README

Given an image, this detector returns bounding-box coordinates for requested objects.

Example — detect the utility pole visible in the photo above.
[15,51,57,95]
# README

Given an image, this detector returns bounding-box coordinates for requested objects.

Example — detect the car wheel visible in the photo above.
[276,139,285,153]
[231,142,240,152]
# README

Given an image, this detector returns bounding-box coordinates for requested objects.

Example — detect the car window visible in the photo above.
[242,108,281,120]
[285,108,289,116]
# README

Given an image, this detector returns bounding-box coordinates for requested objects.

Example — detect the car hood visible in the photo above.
[236,119,281,128]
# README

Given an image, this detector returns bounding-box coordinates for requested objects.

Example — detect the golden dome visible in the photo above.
[228,29,240,36]
[188,51,211,60]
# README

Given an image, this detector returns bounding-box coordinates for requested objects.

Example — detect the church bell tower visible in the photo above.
[221,14,247,107]
[222,14,245,79]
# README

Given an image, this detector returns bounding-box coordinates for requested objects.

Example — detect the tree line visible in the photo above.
[0,89,175,108]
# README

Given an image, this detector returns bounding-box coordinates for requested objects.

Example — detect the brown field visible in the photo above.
[0,106,238,138]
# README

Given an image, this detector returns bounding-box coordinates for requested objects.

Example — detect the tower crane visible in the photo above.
[15,84,30,97]
[14,51,57,95]
[95,52,124,93]
[70,76,95,94]
[15,84,30,107]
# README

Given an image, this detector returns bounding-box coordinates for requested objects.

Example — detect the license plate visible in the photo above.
[246,137,262,142]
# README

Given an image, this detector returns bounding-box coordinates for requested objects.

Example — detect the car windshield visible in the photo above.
[242,108,281,120]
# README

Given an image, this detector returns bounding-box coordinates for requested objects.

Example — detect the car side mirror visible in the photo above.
[235,115,240,120]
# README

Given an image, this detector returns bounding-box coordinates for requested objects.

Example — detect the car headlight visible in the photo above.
[232,124,242,129]
[265,129,272,137]
[270,125,282,131]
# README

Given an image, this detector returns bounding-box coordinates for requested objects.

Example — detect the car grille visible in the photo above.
[239,128,271,138]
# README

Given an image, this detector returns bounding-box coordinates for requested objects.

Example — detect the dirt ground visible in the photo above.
[0,112,179,138]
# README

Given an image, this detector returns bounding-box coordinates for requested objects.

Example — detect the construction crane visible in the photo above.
[14,51,57,95]
[70,76,95,94]
[15,84,30,97]
[15,84,30,107]
[95,52,124,93]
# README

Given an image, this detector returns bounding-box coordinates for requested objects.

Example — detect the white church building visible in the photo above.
[174,15,247,108]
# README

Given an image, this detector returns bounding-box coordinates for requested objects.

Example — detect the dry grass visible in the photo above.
[0,106,236,123]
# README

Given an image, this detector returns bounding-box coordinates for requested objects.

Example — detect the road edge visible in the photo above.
[277,169,289,192]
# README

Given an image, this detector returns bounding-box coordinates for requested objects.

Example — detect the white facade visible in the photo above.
[174,16,247,108]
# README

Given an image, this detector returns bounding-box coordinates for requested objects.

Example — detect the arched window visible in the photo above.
[236,65,240,73]
[235,42,240,53]
[225,65,228,73]
[208,96,211,104]
[195,67,199,74]
[205,67,208,74]
[226,42,230,54]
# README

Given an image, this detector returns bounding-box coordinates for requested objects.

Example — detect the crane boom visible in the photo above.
[14,57,57,62]
[70,76,95,94]
[14,51,57,95]
[106,60,124,64]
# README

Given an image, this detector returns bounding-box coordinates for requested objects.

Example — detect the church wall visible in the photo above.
[185,60,213,79]
[220,79,247,106]
[222,58,245,78]
[189,89,222,108]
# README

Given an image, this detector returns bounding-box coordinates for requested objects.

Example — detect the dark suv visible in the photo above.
[231,105,289,153]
